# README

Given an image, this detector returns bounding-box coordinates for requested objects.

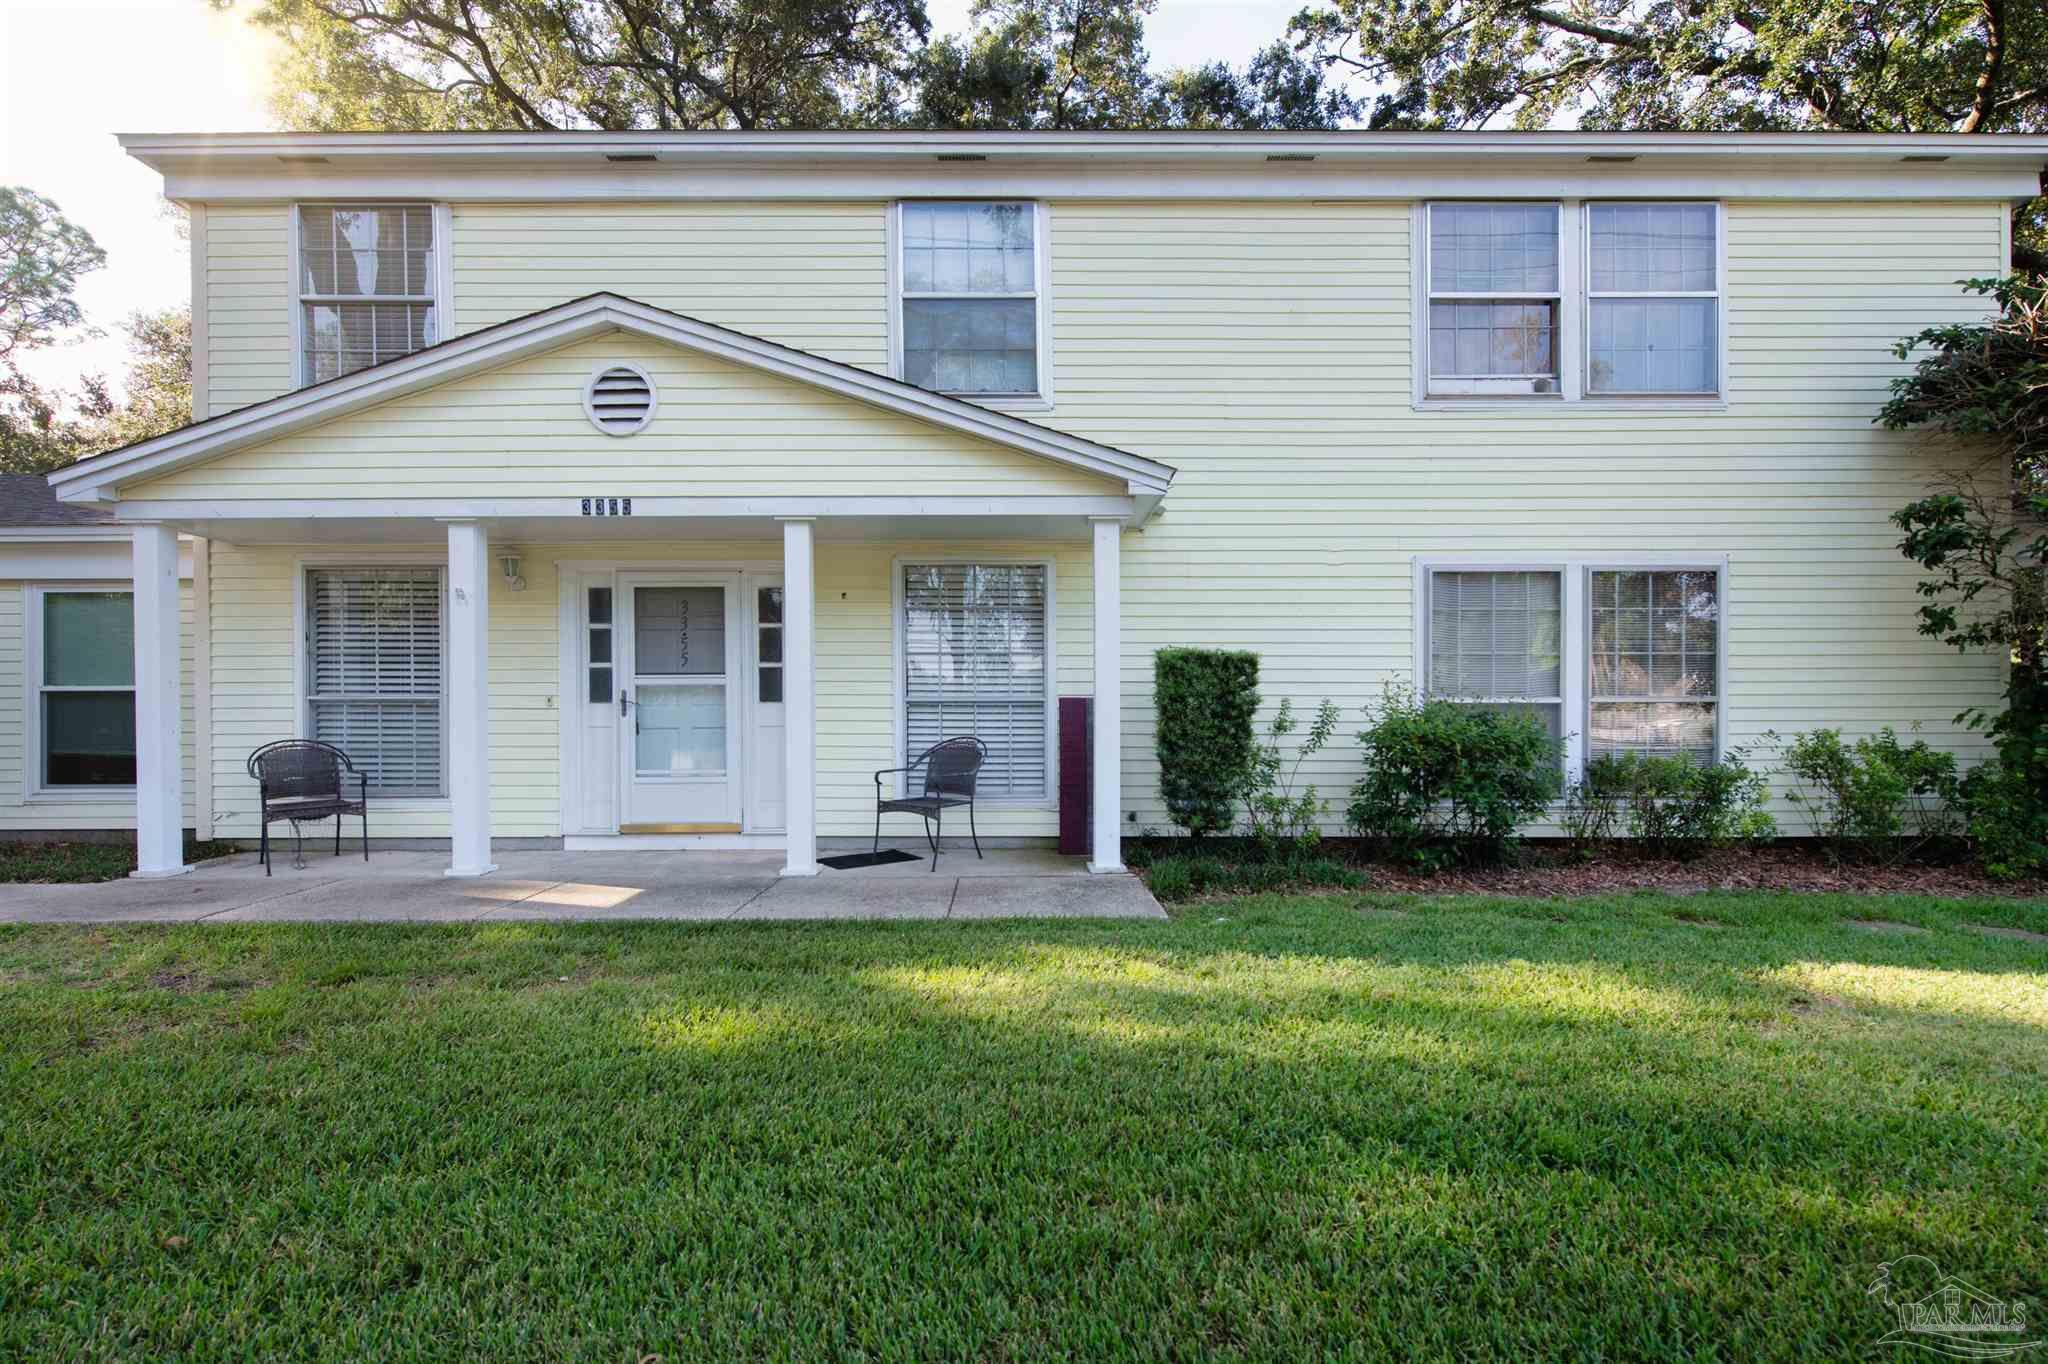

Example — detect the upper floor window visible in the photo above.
[895,202,1043,400]
[297,205,440,386]
[1421,200,1721,402]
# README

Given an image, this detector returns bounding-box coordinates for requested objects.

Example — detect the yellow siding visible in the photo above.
[183,195,2014,840]
[451,201,888,369]
[205,540,1090,840]
[0,582,198,833]
[203,204,293,414]
[132,331,1115,501]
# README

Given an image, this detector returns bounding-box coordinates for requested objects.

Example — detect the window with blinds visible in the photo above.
[1426,570,1564,738]
[305,567,445,795]
[902,563,1049,800]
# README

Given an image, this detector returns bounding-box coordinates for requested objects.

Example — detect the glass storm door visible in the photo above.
[619,574,740,832]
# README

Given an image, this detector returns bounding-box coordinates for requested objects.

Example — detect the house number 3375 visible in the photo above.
[581,497,633,516]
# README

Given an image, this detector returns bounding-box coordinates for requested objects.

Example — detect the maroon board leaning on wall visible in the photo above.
[1058,697,1092,857]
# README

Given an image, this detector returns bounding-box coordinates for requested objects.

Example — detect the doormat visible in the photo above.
[818,849,924,871]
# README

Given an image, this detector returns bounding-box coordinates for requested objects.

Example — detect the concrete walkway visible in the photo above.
[0,847,1166,924]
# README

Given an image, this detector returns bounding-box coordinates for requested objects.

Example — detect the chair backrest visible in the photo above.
[920,736,988,799]
[247,740,353,800]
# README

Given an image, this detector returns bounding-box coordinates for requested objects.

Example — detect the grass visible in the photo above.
[0,839,240,884]
[2,893,2044,1361]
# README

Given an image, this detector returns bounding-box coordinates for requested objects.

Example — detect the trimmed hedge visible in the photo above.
[1154,648,1260,837]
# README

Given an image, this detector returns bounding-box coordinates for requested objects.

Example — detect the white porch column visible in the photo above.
[1089,516,1126,873]
[780,518,819,876]
[444,520,496,877]
[130,523,189,878]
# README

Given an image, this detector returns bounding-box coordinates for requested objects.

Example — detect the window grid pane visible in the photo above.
[1589,568,1720,762]
[307,567,444,794]
[1429,203,1560,294]
[299,205,437,384]
[1429,302,1558,379]
[900,202,1040,397]
[902,563,1048,800]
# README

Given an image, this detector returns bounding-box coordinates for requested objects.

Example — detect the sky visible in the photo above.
[0,0,1307,403]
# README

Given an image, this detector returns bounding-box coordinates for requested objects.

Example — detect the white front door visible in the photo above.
[619,572,741,832]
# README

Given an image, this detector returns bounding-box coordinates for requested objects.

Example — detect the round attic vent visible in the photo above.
[584,365,658,435]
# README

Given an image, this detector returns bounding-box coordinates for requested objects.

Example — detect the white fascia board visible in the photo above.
[50,293,1172,502]
[123,130,2048,203]
[107,495,1139,521]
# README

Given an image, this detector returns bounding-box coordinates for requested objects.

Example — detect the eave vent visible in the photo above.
[584,365,658,436]
[1585,154,1638,163]
[605,152,658,163]
[1900,154,1950,162]
[935,153,988,162]
[1266,153,1316,162]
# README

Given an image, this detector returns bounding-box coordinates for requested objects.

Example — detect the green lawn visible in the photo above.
[3,893,2044,1361]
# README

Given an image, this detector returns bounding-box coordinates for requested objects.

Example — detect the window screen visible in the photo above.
[298,205,438,385]
[902,563,1048,799]
[899,202,1039,397]
[1588,568,1720,761]
[305,567,445,794]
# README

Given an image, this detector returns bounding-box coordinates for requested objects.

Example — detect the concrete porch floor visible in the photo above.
[0,845,1166,924]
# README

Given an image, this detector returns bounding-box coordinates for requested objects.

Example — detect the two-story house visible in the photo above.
[4,130,2040,878]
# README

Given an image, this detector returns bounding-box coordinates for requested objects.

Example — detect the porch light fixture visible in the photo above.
[499,552,526,592]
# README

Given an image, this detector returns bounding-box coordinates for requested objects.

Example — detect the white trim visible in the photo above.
[1411,552,1733,782]
[890,553,1059,809]
[444,521,496,876]
[780,518,817,877]
[889,200,1054,407]
[434,201,456,331]
[187,202,208,422]
[22,583,139,804]
[1087,517,1124,873]
[52,293,1172,503]
[191,537,212,836]
[131,525,189,877]
[103,495,1144,522]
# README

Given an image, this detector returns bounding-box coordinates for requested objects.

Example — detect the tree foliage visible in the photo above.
[232,0,1351,132]
[1290,0,2048,263]
[1,187,105,379]
[1,308,194,475]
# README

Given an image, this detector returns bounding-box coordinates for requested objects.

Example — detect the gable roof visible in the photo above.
[50,293,1174,510]
[0,474,115,528]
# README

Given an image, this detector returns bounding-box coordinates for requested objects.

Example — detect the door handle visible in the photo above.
[619,690,630,717]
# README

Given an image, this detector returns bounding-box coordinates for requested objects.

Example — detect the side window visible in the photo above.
[757,587,784,704]
[1586,204,1720,395]
[1587,568,1721,761]
[897,202,1042,398]
[587,587,613,705]
[38,590,137,788]
[1424,570,1564,740]
[304,567,445,795]
[297,204,439,386]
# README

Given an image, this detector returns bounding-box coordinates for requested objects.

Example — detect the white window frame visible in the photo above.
[891,554,1058,809]
[1420,202,1567,398]
[23,584,137,801]
[1413,554,1730,783]
[1412,200,1726,409]
[887,200,1054,409]
[292,555,451,808]
[289,202,454,391]
[1419,566,1569,748]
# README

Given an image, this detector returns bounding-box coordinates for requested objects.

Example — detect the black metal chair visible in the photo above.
[246,740,369,875]
[873,736,988,871]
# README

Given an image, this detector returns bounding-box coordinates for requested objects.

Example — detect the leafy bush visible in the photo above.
[1778,727,1961,864]
[1612,751,1776,860]
[1560,754,1630,853]
[1154,648,1260,839]
[1962,757,2048,880]
[1144,852,1367,904]
[1241,697,1342,856]
[1345,685,1563,872]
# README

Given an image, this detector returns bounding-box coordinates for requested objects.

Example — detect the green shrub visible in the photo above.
[1154,648,1260,838]
[1560,754,1630,853]
[1345,685,1563,872]
[1962,757,2048,880]
[1241,697,1342,856]
[1613,751,1776,860]
[1778,727,1961,864]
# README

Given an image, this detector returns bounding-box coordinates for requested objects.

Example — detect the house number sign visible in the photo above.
[581,497,633,516]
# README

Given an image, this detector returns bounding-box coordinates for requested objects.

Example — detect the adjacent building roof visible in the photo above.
[0,474,115,529]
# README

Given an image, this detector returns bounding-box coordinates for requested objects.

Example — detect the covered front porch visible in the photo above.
[47,292,1173,883]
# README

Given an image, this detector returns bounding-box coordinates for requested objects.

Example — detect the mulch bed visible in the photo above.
[1344,846,2048,900]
